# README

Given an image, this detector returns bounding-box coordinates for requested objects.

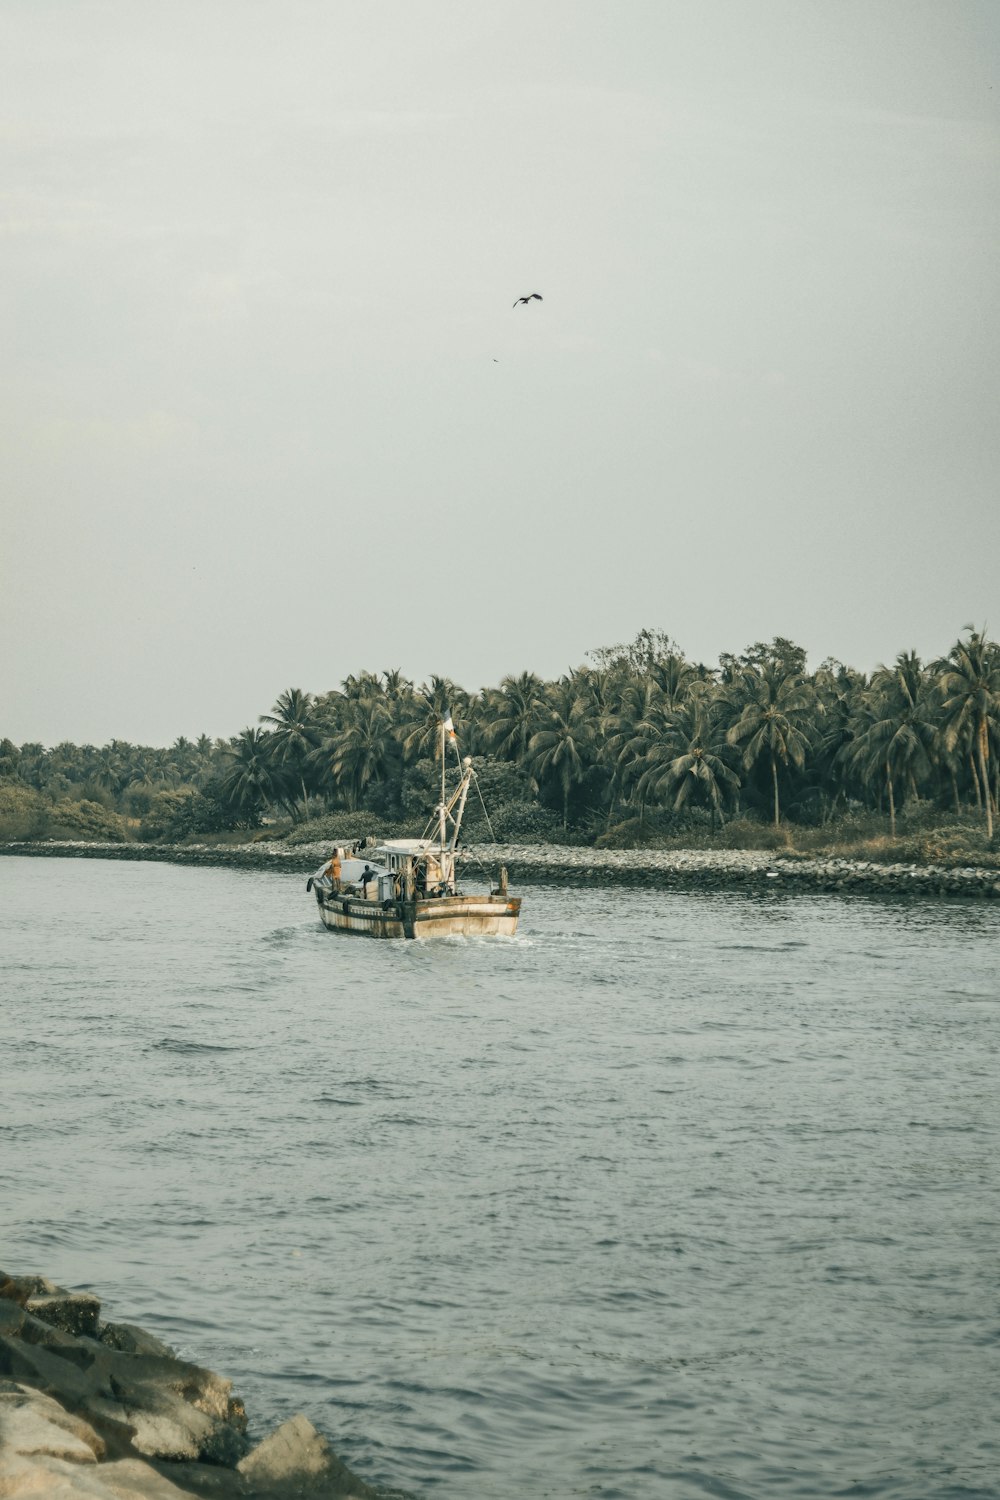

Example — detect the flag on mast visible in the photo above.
[443,711,457,744]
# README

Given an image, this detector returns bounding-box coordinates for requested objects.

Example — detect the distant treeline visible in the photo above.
[2,627,998,846]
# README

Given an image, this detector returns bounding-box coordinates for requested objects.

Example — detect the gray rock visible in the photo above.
[0,1382,104,1463]
[0,1332,137,1453]
[108,1351,235,1423]
[0,1452,201,1497]
[92,1350,240,1463]
[0,1330,242,1464]
[1,1272,101,1343]
[0,1300,26,1339]
[0,1273,56,1307]
[1,1274,377,1496]
[99,1325,176,1361]
[95,1457,206,1498]
[0,1330,113,1407]
[14,1304,89,1356]
[26,1292,102,1340]
[237,1414,375,1496]
[124,1407,215,1465]
[192,1420,250,1469]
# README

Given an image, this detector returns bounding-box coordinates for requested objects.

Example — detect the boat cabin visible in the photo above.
[373,838,455,895]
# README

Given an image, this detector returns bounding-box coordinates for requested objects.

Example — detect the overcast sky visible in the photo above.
[2,1,998,746]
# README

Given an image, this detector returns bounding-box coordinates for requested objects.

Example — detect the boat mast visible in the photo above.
[438,717,447,856]
[448,759,473,857]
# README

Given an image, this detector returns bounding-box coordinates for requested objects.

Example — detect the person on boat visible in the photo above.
[324,849,342,892]
[359,864,376,898]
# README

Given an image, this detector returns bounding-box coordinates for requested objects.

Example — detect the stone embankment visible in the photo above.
[485,845,1000,900]
[3,839,999,899]
[0,1272,385,1499]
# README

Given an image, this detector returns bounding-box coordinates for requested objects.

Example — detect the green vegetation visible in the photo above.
[2,626,998,866]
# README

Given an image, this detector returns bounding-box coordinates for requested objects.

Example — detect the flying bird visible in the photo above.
[513,293,543,307]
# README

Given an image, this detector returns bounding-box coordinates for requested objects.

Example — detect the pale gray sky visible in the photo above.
[2,1,998,746]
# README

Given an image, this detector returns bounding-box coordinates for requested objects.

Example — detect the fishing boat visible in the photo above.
[306,717,520,940]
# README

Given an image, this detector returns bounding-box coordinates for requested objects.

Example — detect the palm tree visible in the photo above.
[326,697,397,810]
[341,671,386,702]
[648,652,698,709]
[467,686,500,758]
[381,668,413,703]
[95,745,128,798]
[170,736,200,784]
[726,665,816,827]
[813,661,868,820]
[259,688,321,816]
[600,678,664,821]
[526,678,594,828]
[0,739,20,780]
[46,742,80,783]
[192,734,220,787]
[635,694,739,829]
[399,676,470,763]
[217,729,290,823]
[935,627,1000,838]
[481,672,545,762]
[15,744,49,791]
[847,653,936,835]
[126,757,157,793]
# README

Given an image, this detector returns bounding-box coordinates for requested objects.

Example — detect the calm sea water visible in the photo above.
[2,855,998,1499]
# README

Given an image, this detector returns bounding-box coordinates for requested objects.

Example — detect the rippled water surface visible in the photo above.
[3,856,999,1498]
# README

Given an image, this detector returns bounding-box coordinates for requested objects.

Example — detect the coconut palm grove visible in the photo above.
[2,627,999,856]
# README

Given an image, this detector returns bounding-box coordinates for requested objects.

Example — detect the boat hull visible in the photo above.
[316,892,521,939]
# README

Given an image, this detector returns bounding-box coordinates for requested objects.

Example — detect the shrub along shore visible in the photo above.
[3,837,999,900]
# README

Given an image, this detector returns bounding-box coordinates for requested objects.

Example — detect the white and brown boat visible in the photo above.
[307,720,520,940]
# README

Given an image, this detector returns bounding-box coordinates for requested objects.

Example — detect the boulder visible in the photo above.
[8,1305,88,1357]
[0,1275,53,1308]
[0,1333,117,1412]
[0,1274,380,1498]
[0,1304,25,1340]
[77,1350,245,1465]
[98,1326,176,1361]
[26,1293,102,1341]
[121,1406,217,1466]
[1,1275,102,1338]
[90,1458,204,1498]
[0,1453,200,1498]
[0,1382,103,1463]
[0,1335,137,1456]
[0,1328,247,1465]
[237,1414,375,1496]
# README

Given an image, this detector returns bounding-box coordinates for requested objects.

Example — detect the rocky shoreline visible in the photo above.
[2,838,999,900]
[0,1271,395,1498]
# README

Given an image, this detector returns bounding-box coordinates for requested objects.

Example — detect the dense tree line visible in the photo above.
[2,627,998,845]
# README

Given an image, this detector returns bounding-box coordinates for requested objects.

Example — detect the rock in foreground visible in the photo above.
[0,1272,379,1498]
